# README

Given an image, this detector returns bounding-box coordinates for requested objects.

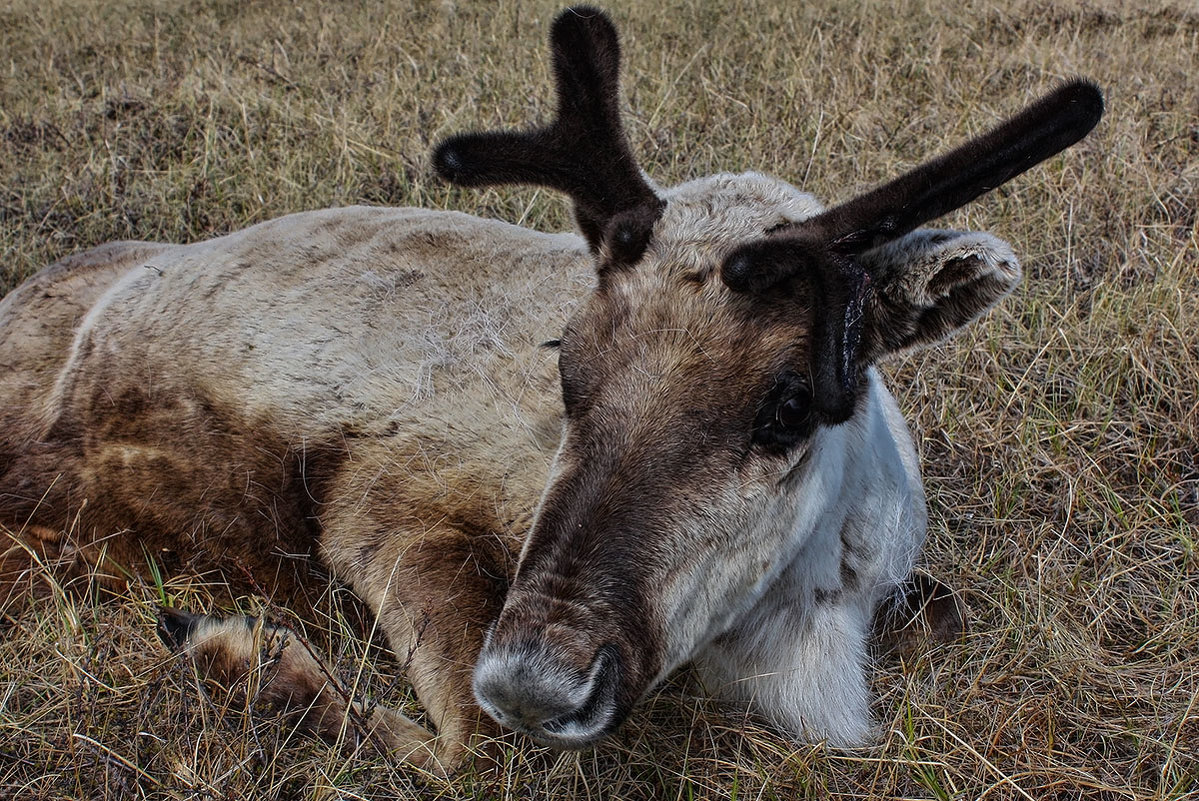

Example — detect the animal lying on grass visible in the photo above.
[0,4,1101,775]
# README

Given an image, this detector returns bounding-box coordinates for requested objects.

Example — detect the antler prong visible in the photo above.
[722,80,1104,422]
[433,6,661,255]
[724,80,1103,293]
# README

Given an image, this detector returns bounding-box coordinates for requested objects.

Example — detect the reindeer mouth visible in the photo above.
[473,641,624,749]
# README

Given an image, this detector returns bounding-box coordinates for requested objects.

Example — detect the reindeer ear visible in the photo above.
[860,229,1021,359]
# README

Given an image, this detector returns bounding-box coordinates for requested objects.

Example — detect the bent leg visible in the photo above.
[320,520,515,773]
[872,570,967,657]
[158,607,446,770]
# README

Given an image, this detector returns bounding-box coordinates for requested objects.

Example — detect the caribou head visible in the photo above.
[434,6,1101,747]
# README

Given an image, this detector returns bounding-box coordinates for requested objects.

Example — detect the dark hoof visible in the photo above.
[157,606,201,649]
[873,572,967,657]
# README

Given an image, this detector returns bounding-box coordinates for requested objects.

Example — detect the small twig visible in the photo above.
[236,55,300,90]
[73,732,161,788]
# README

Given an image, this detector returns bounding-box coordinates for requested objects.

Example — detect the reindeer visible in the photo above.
[0,5,1100,775]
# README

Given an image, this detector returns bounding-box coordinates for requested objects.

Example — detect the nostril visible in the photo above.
[540,644,619,738]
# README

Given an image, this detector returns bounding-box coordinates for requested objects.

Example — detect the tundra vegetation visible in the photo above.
[0,0,1195,799]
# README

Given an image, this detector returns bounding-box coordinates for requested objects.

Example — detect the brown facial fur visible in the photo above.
[487,187,825,722]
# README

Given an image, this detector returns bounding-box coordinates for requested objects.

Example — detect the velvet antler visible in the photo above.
[723,80,1104,421]
[434,6,662,257]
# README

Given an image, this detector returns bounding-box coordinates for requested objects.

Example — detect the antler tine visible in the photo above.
[723,80,1104,292]
[721,80,1103,424]
[826,79,1103,255]
[433,6,661,248]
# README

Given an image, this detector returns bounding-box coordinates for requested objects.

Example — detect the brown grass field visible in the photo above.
[1,0,1196,798]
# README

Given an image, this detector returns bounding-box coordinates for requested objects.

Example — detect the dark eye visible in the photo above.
[776,394,811,430]
[752,372,815,454]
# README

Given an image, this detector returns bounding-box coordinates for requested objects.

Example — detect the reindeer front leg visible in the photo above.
[319,519,514,774]
[157,608,441,766]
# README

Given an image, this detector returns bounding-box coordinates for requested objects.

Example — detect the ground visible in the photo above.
[0,0,1196,798]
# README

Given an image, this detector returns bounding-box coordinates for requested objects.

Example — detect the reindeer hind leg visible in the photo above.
[157,606,444,773]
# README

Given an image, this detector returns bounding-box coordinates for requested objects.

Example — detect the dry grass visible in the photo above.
[1,0,1196,798]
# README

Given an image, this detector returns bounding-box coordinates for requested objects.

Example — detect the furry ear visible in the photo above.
[860,229,1021,359]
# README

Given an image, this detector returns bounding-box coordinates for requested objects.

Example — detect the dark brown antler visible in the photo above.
[723,80,1103,422]
[433,6,662,257]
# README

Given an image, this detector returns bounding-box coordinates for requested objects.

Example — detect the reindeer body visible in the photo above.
[1,208,571,594]
[0,5,1101,776]
[1,178,926,763]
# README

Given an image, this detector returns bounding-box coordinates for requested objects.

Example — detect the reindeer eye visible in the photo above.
[776,394,810,430]
[752,372,815,454]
